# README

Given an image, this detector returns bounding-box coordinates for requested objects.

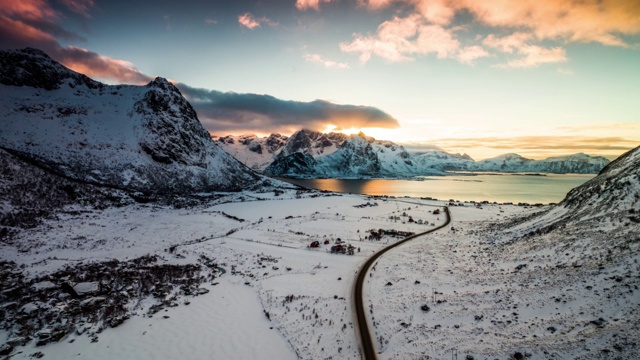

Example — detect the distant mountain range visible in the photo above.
[0,47,268,194]
[216,130,611,178]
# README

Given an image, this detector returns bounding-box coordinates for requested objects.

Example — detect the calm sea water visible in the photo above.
[279,173,595,204]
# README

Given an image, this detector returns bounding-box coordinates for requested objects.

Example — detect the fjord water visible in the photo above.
[281,173,595,204]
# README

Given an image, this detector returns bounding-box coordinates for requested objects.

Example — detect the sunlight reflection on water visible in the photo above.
[279,173,594,204]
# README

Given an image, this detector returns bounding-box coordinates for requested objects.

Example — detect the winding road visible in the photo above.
[353,206,451,360]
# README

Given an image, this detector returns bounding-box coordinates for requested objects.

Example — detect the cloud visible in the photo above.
[0,0,152,84]
[238,12,277,30]
[54,46,153,84]
[484,33,567,68]
[177,84,400,134]
[456,45,489,64]
[341,0,640,67]
[501,45,567,69]
[407,135,638,160]
[296,0,336,11]
[461,0,640,47]
[303,53,349,69]
[340,14,461,62]
[59,0,94,18]
[204,17,218,25]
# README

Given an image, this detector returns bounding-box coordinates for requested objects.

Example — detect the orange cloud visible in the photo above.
[341,0,640,66]
[461,0,640,47]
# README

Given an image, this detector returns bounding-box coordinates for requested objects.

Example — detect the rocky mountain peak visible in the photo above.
[0,47,263,193]
[147,77,177,92]
[0,47,102,90]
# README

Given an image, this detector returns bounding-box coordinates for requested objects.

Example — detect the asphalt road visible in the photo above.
[353,206,451,360]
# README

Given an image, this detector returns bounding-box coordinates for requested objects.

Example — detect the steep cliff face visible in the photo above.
[0,48,262,194]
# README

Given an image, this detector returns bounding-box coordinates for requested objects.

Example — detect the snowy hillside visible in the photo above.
[516,145,640,234]
[364,147,640,359]
[0,48,264,194]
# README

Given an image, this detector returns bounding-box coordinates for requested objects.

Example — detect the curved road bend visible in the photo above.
[353,206,451,360]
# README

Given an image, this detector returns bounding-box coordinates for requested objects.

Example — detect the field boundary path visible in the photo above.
[353,206,451,360]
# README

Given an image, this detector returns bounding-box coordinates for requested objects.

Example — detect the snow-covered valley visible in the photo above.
[1,181,638,359]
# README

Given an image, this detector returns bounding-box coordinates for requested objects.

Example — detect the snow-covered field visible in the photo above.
[1,189,637,359]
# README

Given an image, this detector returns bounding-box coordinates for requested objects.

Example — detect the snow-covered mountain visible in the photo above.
[216,133,289,172]
[0,48,263,194]
[475,152,609,174]
[221,129,609,179]
[215,129,347,171]
[260,131,610,178]
[412,150,476,172]
[276,129,348,159]
[264,132,446,178]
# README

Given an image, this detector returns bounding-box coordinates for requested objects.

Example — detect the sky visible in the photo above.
[1,0,639,160]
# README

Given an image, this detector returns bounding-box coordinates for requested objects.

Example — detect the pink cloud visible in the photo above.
[296,0,336,11]
[1,0,59,21]
[55,46,153,84]
[1,0,152,84]
[238,13,260,30]
[238,12,277,30]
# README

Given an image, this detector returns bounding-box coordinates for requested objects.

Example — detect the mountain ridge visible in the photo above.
[0,47,267,194]
[218,131,611,178]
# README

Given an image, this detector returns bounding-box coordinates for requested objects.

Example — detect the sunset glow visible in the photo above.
[1,0,638,160]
